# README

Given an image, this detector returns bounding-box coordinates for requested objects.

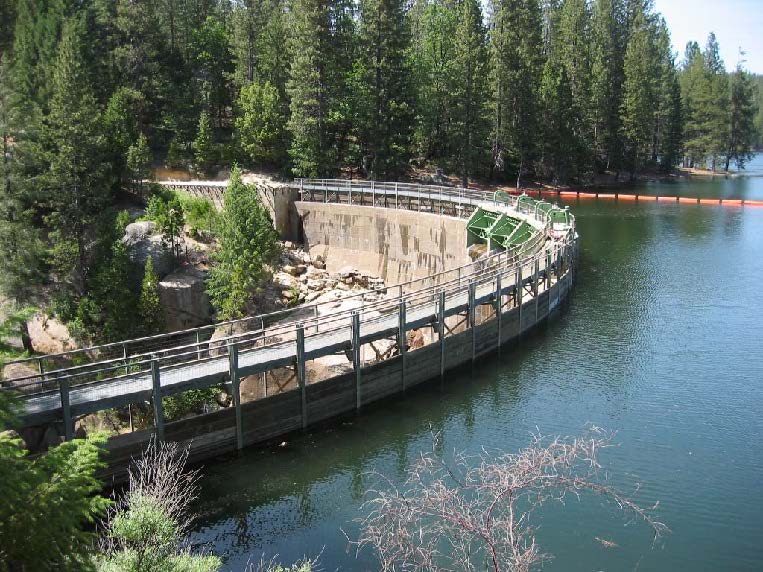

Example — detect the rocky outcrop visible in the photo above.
[26,314,76,355]
[158,268,213,331]
[1,361,39,386]
[122,221,174,278]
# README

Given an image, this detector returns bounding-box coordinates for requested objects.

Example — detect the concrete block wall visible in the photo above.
[295,202,472,284]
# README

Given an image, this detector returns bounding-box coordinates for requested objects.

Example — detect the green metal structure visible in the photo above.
[467,193,571,251]
[466,207,502,243]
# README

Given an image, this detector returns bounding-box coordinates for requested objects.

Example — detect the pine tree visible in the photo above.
[0,0,15,62]
[619,3,657,177]
[590,0,626,173]
[0,56,45,305]
[103,87,144,188]
[555,0,594,177]
[206,166,279,319]
[194,110,216,174]
[702,33,730,171]
[287,0,334,177]
[235,80,287,167]
[647,15,682,172]
[450,0,490,186]
[540,54,580,182]
[408,0,458,165]
[491,0,543,187]
[659,72,683,172]
[44,14,111,296]
[726,62,758,170]
[191,15,233,127]
[353,0,414,179]
[680,41,707,167]
[139,257,163,335]
[327,0,357,168]
[0,404,109,571]
[229,0,261,88]
[126,133,153,192]
[112,0,184,142]
[73,238,138,343]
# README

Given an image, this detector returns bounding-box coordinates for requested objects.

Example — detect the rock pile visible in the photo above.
[273,244,388,309]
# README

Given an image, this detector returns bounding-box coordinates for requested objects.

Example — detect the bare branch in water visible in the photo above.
[353,427,668,572]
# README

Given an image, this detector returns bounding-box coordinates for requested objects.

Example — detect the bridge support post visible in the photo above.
[398,300,407,391]
[517,268,523,333]
[296,324,307,429]
[468,282,476,363]
[352,312,362,410]
[59,378,73,441]
[534,259,540,321]
[150,359,164,440]
[438,290,446,381]
[228,343,243,451]
[495,274,502,354]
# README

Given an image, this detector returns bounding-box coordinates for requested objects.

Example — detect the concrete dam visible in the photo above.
[2,180,578,479]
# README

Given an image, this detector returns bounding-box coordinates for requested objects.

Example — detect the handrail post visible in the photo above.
[468,281,477,363]
[438,290,446,381]
[534,259,540,321]
[296,324,307,429]
[228,343,243,451]
[352,312,362,410]
[196,330,202,360]
[398,299,407,391]
[151,359,164,440]
[517,267,523,331]
[59,377,73,441]
[495,273,502,354]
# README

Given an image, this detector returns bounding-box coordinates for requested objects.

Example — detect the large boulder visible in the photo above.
[26,314,76,355]
[1,361,39,386]
[158,268,213,331]
[122,221,174,278]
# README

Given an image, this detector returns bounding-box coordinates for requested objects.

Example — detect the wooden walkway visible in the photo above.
[5,180,576,446]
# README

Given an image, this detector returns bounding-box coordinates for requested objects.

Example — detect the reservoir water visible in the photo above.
[190,156,763,571]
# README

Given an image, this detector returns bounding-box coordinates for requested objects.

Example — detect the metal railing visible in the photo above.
[2,179,575,405]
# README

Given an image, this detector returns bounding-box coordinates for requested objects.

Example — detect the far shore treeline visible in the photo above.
[0,0,760,348]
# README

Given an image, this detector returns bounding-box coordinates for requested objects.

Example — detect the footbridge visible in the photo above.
[3,180,577,473]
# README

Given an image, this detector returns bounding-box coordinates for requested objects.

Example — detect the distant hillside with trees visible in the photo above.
[0,0,759,348]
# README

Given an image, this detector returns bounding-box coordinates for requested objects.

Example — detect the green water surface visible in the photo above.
[190,156,763,571]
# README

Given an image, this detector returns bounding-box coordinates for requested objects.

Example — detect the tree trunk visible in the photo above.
[20,320,33,354]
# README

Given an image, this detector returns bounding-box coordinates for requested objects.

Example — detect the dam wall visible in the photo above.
[295,202,471,284]
[7,179,577,483]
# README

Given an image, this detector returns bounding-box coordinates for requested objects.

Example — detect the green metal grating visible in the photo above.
[549,207,570,225]
[517,194,536,210]
[487,215,520,250]
[467,207,501,241]
[468,194,570,251]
